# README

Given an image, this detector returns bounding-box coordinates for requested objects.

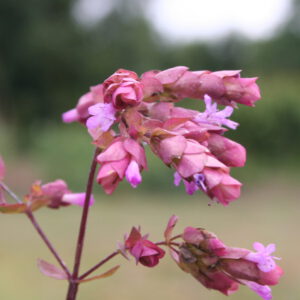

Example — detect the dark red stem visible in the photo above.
[26,210,71,278]
[66,147,100,300]
[79,251,119,280]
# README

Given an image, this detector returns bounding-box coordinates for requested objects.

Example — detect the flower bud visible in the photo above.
[123,227,165,267]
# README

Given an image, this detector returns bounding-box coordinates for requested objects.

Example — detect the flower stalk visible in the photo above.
[26,210,71,278]
[66,147,100,300]
[0,180,71,277]
[79,251,120,281]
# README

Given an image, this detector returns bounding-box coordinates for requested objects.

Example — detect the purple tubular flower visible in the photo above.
[174,172,208,195]
[164,217,283,300]
[243,281,272,300]
[194,95,239,129]
[125,160,142,188]
[183,181,198,195]
[62,193,95,207]
[194,173,207,191]
[173,172,198,195]
[246,242,280,273]
[86,103,116,131]
[173,172,182,186]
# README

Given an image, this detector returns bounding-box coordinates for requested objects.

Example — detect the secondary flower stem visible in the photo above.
[170,234,182,241]
[0,181,22,203]
[66,147,100,300]
[26,210,71,278]
[79,251,119,280]
[0,181,71,277]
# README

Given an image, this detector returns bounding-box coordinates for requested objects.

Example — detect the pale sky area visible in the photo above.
[74,0,293,41]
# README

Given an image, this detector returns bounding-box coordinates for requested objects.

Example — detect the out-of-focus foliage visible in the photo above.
[0,0,300,178]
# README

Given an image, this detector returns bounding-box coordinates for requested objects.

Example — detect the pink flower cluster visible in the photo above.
[164,216,283,300]
[0,157,94,213]
[63,66,260,204]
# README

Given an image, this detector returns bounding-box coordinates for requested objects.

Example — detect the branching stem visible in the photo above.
[0,181,71,277]
[79,251,119,280]
[26,210,71,278]
[66,147,100,300]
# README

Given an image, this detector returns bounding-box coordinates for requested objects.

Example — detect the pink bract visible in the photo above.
[97,138,147,193]
[143,66,261,106]
[103,69,143,109]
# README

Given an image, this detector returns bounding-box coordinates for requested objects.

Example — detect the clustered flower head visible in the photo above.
[0,66,283,300]
[162,216,283,300]
[116,216,282,300]
[63,66,259,205]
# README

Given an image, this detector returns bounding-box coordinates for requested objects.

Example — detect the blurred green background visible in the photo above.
[0,0,299,299]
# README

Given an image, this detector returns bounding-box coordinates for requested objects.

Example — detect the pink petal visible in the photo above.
[97,140,127,162]
[0,156,5,180]
[86,103,116,131]
[244,281,272,300]
[173,172,182,186]
[125,160,142,188]
[259,265,283,285]
[62,108,79,123]
[183,180,198,195]
[76,92,96,118]
[123,139,147,169]
[62,193,95,207]
[265,244,276,255]
[253,242,266,252]
[131,242,144,263]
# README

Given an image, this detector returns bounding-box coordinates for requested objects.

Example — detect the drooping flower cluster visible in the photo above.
[163,216,283,300]
[63,66,259,205]
[0,157,94,214]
